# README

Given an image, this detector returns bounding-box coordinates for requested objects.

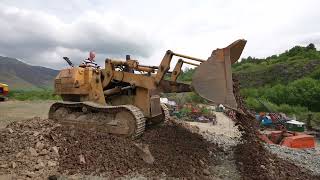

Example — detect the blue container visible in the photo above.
[255,114,260,120]
[262,116,272,126]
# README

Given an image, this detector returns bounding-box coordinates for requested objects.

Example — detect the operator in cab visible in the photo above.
[80,51,100,69]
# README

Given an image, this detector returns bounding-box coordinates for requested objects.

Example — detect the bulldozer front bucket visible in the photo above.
[191,39,246,109]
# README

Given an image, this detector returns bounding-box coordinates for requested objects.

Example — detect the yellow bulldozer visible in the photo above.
[49,39,246,138]
[0,83,9,101]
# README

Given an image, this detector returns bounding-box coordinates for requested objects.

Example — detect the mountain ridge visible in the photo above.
[0,56,59,89]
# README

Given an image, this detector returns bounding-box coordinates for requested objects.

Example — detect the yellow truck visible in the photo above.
[0,83,9,101]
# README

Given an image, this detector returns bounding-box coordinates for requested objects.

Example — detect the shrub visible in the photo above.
[276,104,308,115]
[178,68,195,82]
[200,107,211,115]
[244,97,308,116]
[240,88,260,98]
[286,78,320,111]
[179,107,192,117]
[242,78,320,111]
[184,92,207,104]
[309,66,320,80]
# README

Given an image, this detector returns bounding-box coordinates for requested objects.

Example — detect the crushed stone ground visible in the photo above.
[265,144,320,176]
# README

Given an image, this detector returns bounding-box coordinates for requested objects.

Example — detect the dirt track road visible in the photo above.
[0,100,54,128]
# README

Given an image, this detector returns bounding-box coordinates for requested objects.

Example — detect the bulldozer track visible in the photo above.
[146,103,170,125]
[160,103,170,122]
[49,102,146,139]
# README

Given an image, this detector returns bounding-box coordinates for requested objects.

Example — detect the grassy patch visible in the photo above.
[8,89,61,101]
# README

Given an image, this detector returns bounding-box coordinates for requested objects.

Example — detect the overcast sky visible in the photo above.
[0,0,319,69]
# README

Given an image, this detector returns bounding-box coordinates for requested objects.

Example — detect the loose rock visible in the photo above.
[39,149,49,156]
[47,161,57,167]
[79,154,86,164]
[28,147,38,157]
[51,146,59,156]
[7,128,14,133]
[15,151,23,158]
[25,171,35,178]
[35,142,45,150]
[11,162,17,169]
[203,169,210,176]
[134,143,154,164]
[33,131,40,137]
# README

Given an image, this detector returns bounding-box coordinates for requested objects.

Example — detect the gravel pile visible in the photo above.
[201,132,240,150]
[200,129,242,179]
[231,77,320,180]
[139,121,221,178]
[53,120,220,179]
[0,117,221,179]
[265,144,320,176]
[173,118,242,179]
[0,117,60,179]
[186,112,242,151]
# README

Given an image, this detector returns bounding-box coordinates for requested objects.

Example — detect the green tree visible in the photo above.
[286,78,320,111]
[306,43,316,51]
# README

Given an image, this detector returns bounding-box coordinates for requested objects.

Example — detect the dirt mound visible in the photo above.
[139,122,219,177]
[52,121,218,178]
[231,78,320,180]
[0,117,219,179]
[51,126,144,177]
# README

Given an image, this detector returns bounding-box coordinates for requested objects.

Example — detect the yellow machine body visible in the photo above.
[50,39,247,137]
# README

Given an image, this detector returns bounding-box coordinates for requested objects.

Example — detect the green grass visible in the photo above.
[8,89,61,101]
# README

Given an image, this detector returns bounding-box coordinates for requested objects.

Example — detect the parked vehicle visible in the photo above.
[0,83,9,101]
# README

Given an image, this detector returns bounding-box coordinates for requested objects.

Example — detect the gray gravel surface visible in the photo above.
[265,144,320,176]
[0,100,54,128]
[185,116,242,180]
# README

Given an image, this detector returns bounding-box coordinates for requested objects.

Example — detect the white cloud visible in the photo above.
[0,3,155,69]
[0,0,319,69]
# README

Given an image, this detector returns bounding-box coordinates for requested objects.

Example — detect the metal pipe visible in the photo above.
[107,59,127,65]
[107,58,158,72]
[136,66,155,73]
[104,87,121,96]
[104,85,135,96]
[172,52,206,62]
[139,64,159,69]
[182,60,200,66]
[121,85,135,90]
